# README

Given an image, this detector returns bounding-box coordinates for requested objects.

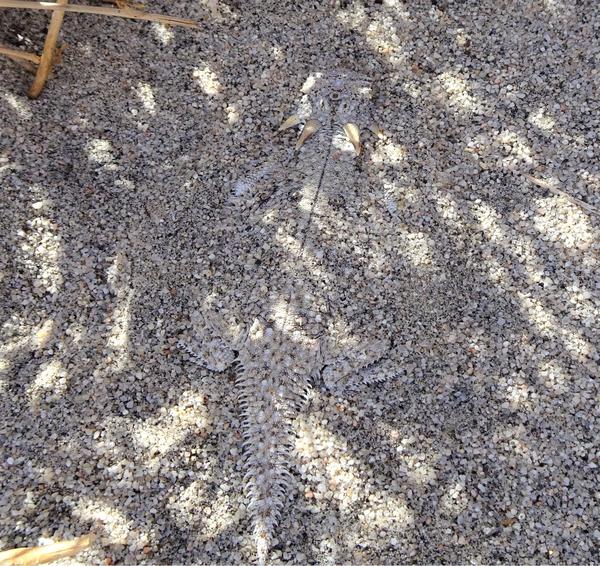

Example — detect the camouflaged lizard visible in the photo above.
[181,69,400,564]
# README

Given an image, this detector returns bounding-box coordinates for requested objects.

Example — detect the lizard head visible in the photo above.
[278,69,378,155]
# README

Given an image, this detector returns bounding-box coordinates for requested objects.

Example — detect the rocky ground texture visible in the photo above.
[1,0,599,564]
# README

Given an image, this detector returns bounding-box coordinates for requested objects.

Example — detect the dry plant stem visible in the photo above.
[27,0,66,99]
[0,534,95,565]
[0,44,40,64]
[107,0,147,11]
[0,1,198,27]
[525,174,600,217]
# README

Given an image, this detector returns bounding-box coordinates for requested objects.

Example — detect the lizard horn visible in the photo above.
[295,119,320,150]
[343,123,361,155]
[278,114,301,131]
[369,124,385,139]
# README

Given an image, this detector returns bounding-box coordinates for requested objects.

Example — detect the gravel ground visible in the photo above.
[1,0,599,564]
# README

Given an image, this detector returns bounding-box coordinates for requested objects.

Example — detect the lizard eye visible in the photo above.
[331,92,340,101]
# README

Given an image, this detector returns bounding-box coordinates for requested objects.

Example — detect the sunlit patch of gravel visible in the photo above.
[1,0,598,564]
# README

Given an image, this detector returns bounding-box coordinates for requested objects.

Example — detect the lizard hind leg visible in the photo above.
[320,337,402,395]
[179,336,236,372]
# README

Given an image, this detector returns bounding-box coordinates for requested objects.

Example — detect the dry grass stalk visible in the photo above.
[0,0,198,96]
[0,534,95,565]
[27,0,67,98]
[111,0,147,11]
[0,44,40,64]
[0,1,198,27]
[525,174,600,217]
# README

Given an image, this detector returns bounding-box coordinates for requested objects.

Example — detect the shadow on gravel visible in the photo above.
[1,0,598,564]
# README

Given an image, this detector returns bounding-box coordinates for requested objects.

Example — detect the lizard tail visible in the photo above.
[236,364,301,564]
